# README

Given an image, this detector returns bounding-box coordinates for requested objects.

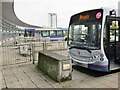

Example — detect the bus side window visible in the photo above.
[50,31,56,36]
[57,31,63,36]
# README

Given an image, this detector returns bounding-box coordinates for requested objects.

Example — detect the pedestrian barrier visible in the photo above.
[1,40,68,65]
[32,41,67,64]
[2,44,32,65]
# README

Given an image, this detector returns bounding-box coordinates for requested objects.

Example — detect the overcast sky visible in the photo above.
[14,0,120,28]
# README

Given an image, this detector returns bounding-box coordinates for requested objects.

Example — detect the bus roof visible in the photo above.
[35,28,68,31]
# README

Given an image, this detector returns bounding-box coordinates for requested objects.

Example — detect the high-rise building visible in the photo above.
[48,13,57,28]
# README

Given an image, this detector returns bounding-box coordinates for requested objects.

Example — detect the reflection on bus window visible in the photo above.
[57,30,63,36]
[110,29,119,42]
[110,21,119,30]
[42,31,49,37]
[69,22,101,49]
[50,31,56,36]
[63,30,67,36]
[110,20,119,42]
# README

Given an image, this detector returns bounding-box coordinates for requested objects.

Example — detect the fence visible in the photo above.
[32,41,68,64]
[1,40,68,65]
[2,44,32,66]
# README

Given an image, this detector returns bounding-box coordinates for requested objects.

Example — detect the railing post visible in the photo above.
[43,41,47,51]
[43,42,45,51]
[30,43,32,62]
[32,43,35,64]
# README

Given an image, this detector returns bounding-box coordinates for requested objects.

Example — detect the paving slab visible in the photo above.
[1,48,120,89]
[2,62,119,88]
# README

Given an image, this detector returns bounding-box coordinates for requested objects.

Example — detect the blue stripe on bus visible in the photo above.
[88,64,109,72]
[25,29,35,31]
[49,36,64,38]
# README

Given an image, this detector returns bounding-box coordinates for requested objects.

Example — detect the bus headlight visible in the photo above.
[100,58,104,61]
[100,54,104,61]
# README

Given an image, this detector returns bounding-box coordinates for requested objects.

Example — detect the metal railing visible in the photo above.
[1,40,68,65]
[2,44,32,66]
[31,41,68,64]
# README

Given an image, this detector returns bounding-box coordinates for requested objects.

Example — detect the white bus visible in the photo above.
[67,8,120,72]
[35,28,68,42]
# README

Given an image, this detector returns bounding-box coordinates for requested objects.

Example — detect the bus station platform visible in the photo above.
[1,0,120,89]
[1,50,119,88]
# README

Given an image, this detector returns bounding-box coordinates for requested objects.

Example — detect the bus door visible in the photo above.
[105,17,120,70]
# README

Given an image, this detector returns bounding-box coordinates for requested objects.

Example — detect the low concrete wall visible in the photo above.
[38,51,72,82]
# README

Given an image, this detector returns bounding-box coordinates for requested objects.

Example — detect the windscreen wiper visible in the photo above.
[69,45,85,50]
[86,48,92,53]
[69,45,92,53]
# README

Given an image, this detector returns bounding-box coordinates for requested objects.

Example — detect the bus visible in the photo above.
[35,28,68,41]
[24,28,35,37]
[19,28,36,55]
[67,8,120,72]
